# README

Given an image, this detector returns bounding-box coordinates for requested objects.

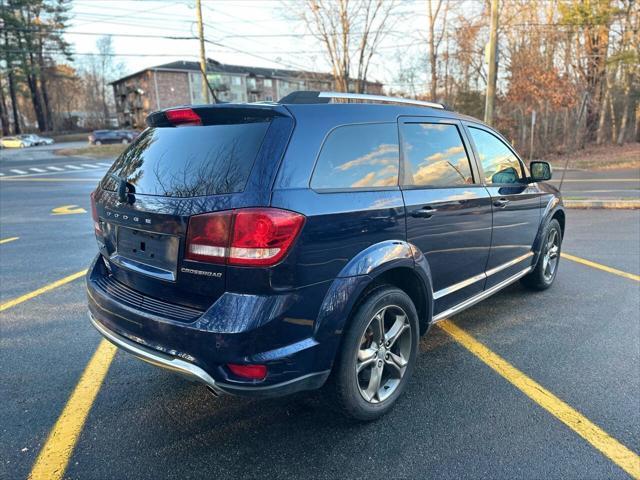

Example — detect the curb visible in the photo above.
[564,199,640,209]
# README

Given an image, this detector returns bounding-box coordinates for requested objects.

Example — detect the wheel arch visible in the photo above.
[314,240,434,344]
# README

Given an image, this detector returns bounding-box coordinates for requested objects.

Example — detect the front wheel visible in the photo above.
[521,218,562,290]
[326,286,419,421]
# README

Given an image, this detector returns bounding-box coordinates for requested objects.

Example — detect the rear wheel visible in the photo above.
[327,286,419,421]
[521,219,562,290]
[121,138,128,144]
[95,140,102,146]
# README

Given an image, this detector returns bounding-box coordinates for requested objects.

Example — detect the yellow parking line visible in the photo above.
[562,253,640,282]
[439,320,640,479]
[28,339,117,480]
[0,269,88,312]
[0,236,19,245]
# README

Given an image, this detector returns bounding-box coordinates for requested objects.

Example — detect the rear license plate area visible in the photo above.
[112,226,179,281]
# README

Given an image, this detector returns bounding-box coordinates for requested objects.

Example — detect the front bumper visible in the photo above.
[87,255,335,397]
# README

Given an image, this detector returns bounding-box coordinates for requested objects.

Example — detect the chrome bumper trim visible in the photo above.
[89,314,223,395]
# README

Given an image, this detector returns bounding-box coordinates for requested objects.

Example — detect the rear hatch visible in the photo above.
[92,104,293,311]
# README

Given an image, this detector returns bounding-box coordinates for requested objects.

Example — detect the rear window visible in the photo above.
[102,121,270,197]
[311,123,399,190]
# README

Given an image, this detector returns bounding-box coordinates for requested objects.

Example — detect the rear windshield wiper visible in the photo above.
[110,174,136,204]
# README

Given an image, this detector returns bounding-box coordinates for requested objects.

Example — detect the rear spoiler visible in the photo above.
[146,103,291,128]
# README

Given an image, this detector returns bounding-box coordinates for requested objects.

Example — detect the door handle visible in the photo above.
[493,198,510,208]
[411,206,438,218]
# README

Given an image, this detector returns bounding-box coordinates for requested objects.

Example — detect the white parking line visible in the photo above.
[47,166,64,171]
[0,173,4,176]
[81,164,99,169]
[97,162,112,167]
[29,167,47,173]
[10,169,27,174]
[65,165,82,170]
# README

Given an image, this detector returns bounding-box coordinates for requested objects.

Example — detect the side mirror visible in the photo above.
[530,161,552,182]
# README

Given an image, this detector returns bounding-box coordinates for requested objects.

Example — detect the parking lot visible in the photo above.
[1,146,639,479]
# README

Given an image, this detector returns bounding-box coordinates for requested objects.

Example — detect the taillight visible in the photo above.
[185,208,305,267]
[165,108,201,127]
[185,211,232,264]
[227,363,267,380]
[90,190,102,236]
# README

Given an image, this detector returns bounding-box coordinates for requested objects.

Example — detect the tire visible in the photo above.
[95,140,102,146]
[521,218,562,290]
[121,138,128,144]
[326,285,420,421]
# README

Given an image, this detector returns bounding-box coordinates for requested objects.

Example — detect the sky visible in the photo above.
[65,0,440,90]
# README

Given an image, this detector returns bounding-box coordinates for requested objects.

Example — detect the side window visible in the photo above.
[468,127,523,184]
[311,123,399,190]
[400,122,474,187]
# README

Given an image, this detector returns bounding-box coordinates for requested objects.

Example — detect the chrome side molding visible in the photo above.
[432,266,533,323]
[433,251,534,300]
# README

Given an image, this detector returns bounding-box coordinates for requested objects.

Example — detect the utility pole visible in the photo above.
[195,0,209,104]
[484,0,499,125]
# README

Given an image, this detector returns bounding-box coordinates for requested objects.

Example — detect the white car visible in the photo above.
[18,134,54,146]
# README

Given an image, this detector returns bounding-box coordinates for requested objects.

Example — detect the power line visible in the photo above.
[3,27,197,41]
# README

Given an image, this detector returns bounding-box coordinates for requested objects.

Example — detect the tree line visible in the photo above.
[1,0,638,158]
[0,0,121,135]
[301,0,639,157]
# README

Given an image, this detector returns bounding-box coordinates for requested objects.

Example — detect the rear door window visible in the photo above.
[400,122,474,187]
[102,121,270,197]
[310,123,399,190]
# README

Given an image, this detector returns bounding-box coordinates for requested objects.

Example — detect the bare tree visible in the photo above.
[426,0,449,100]
[301,0,398,93]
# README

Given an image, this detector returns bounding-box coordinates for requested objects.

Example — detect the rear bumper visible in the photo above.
[86,255,335,397]
[90,313,330,397]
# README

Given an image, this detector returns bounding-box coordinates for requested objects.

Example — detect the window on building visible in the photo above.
[232,76,242,86]
[311,123,399,190]
[400,123,474,187]
[264,79,273,88]
[247,77,256,89]
[468,127,523,184]
[265,96,273,102]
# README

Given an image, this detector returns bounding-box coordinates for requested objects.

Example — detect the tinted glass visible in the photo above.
[311,123,399,189]
[469,127,523,184]
[102,122,269,197]
[400,123,473,187]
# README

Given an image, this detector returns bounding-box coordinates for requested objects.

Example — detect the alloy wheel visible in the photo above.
[542,228,560,281]
[356,305,412,404]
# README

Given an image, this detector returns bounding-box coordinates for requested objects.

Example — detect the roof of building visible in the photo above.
[111,59,382,86]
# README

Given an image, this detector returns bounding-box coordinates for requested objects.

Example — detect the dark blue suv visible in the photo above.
[87,91,564,420]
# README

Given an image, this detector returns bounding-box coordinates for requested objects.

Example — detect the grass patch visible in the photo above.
[54,144,126,159]
[51,132,91,143]
[545,143,640,171]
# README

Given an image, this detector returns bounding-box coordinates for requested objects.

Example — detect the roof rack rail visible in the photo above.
[318,91,445,110]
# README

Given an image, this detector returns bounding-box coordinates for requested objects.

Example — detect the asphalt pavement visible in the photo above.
[549,168,640,200]
[1,146,639,479]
